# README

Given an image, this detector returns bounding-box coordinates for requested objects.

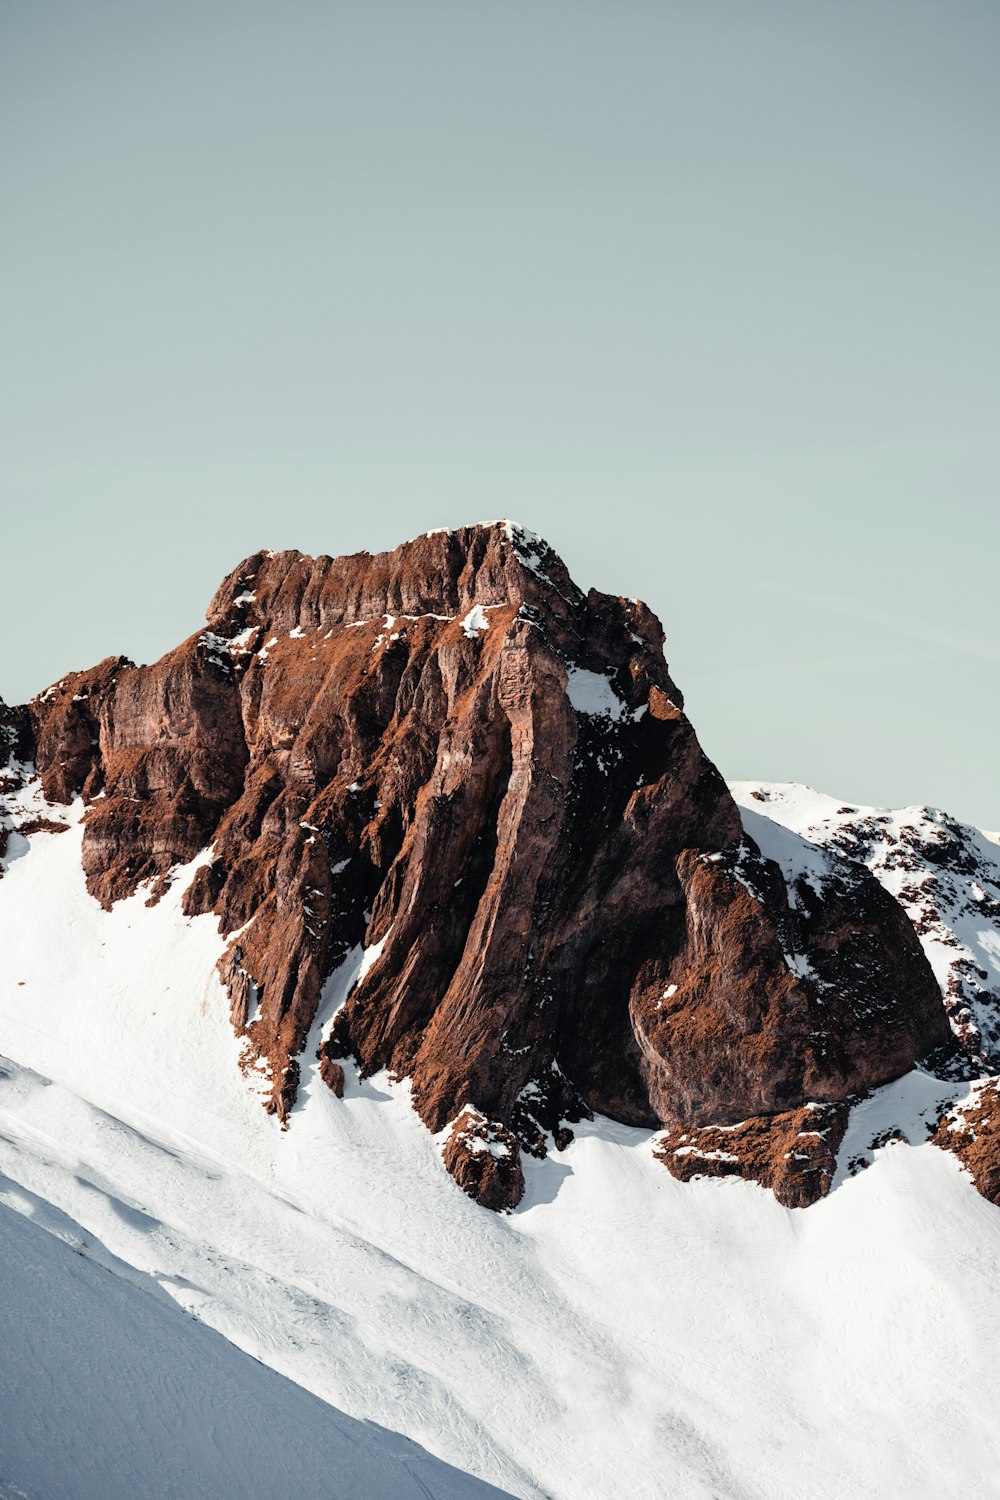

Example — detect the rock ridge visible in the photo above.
[2,521,955,1210]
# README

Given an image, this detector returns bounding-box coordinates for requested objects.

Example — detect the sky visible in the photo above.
[1,1,997,827]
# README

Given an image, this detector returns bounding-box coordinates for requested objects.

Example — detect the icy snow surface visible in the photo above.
[565,667,646,726]
[460,605,491,639]
[565,668,630,721]
[3,799,1000,1497]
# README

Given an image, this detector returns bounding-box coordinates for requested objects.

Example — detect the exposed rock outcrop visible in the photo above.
[318,1054,345,1098]
[442,1108,525,1212]
[932,1081,1000,1202]
[655,1102,848,1209]
[3,522,955,1208]
[731,782,1000,1069]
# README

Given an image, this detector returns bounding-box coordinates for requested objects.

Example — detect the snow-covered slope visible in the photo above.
[0,1199,509,1500]
[4,797,1000,1498]
[731,781,1000,1065]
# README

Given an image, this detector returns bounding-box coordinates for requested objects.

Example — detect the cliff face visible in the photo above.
[5,523,953,1209]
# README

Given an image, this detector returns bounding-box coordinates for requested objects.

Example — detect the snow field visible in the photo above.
[2,807,1000,1497]
[0,1197,510,1500]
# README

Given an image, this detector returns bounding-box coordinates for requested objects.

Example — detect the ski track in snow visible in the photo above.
[2,806,1000,1497]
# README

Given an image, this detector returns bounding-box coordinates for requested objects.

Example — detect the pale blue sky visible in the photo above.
[2,2,997,825]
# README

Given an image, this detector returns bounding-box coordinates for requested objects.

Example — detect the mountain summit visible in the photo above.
[0,522,975,1210]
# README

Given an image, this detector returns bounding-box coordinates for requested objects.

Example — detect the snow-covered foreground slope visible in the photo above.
[4,810,1000,1498]
[0,1199,509,1500]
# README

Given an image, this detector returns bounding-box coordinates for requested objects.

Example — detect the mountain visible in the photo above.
[0,523,959,1210]
[2,521,1000,1498]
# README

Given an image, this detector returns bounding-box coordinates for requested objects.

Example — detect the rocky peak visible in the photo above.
[3,524,955,1211]
[206,523,600,642]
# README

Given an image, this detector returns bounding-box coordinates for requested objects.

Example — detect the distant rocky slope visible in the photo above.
[731,783,1000,1067]
[0,523,971,1210]
[727,782,1000,1205]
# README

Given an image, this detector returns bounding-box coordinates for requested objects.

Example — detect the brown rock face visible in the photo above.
[318,1053,346,1098]
[655,1103,848,1209]
[27,657,130,807]
[7,522,952,1208]
[442,1108,525,1212]
[634,835,952,1128]
[932,1082,1000,1201]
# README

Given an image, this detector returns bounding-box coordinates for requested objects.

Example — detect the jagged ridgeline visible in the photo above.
[5,522,954,1209]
